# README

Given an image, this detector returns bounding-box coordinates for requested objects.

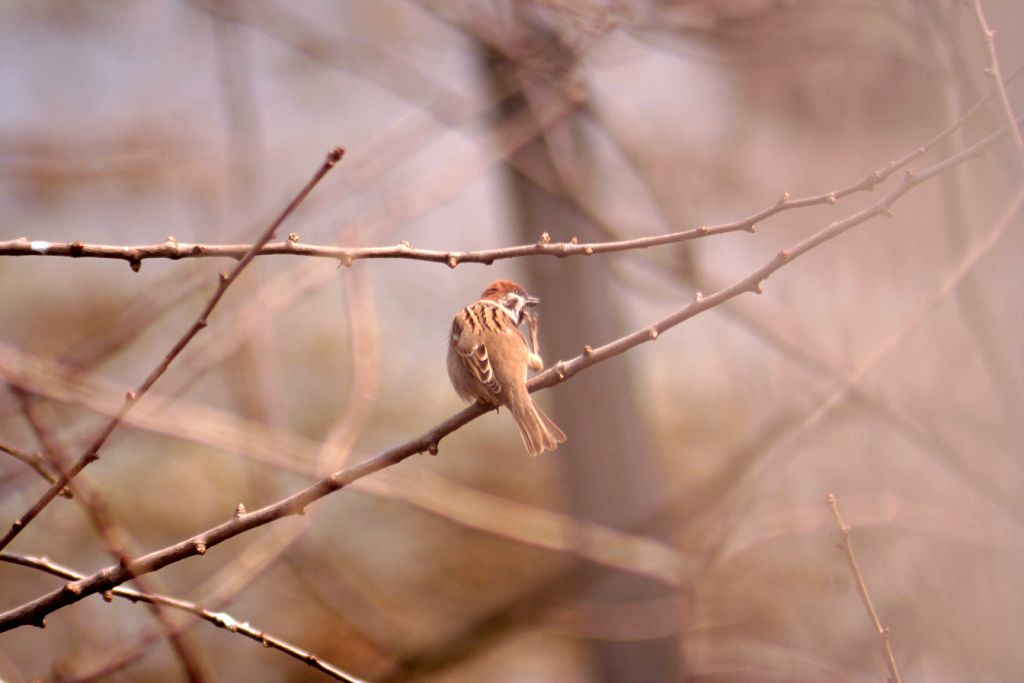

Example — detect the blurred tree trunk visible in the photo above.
[482,20,686,682]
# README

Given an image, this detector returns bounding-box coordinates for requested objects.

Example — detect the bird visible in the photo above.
[447,279,567,456]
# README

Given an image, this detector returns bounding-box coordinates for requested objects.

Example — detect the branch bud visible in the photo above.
[326,147,346,165]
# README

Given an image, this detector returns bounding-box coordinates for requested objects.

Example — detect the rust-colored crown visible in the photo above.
[479,279,527,301]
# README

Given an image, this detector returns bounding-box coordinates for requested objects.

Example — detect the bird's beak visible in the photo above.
[525,295,540,307]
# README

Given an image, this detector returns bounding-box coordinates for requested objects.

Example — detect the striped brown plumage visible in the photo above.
[447,280,566,456]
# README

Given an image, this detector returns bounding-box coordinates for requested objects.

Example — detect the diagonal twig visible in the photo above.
[827,494,903,683]
[0,146,344,554]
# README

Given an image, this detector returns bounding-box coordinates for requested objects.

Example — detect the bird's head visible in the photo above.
[480,279,539,325]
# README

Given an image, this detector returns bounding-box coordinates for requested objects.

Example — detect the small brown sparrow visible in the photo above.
[447,279,567,456]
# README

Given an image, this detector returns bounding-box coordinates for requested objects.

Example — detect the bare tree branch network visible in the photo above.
[0,2,1021,681]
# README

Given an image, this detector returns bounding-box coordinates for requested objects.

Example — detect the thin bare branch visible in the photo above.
[0,438,68,496]
[0,552,368,683]
[970,0,1024,154]
[827,494,903,683]
[0,147,344,553]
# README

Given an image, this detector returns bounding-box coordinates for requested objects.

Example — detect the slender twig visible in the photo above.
[0,438,69,496]
[827,494,903,683]
[927,18,1022,418]
[0,114,1012,633]
[0,552,368,683]
[0,147,344,554]
[970,0,1024,153]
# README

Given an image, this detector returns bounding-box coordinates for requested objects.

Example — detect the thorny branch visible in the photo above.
[0,147,345,554]
[0,552,368,683]
[0,112,1015,634]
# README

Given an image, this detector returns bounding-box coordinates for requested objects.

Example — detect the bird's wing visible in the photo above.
[451,309,502,395]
